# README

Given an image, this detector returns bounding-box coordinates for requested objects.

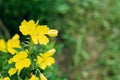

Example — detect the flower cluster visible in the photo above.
[0,20,58,80]
[19,20,58,45]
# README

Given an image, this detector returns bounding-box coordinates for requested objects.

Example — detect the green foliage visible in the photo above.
[0,0,120,80]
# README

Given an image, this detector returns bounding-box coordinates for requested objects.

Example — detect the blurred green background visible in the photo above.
[0,0,120,80]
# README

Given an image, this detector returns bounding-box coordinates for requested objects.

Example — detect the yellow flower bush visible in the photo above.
[0,20,58,80]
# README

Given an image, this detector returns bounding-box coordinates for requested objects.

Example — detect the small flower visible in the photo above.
[7,34,21,55]
[29,75,39,80]
[40,73,47,80]
[8,51,31,75]
[37,49,56,70]
[0,34,21,55]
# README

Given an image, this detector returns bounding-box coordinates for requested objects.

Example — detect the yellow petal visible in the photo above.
[0,39,7,52]
[8,68,17,76]
[45,57,55,66]
[29,75,39,80]
[7,34,21,55]
[3,77,10,80]
[7,47,16,55]
[22,58,31,67]
[15,61,23,71]
[38,57,55,70]
[15,58,31,75]
[40,73,47,80]
[48,29,58,37]
[12,51,28,62]
[30,26,49,44]
[42,49,56,57]
[38,35,49,45]
[39,63,47,70]
[37,56,47,70]
[15,63,23,75]
[37,56,44,64]
[8,58,13,64]
[11,34,20,40]
[36,25,49,34]
[31,33,39,44]
[19,20,36,35]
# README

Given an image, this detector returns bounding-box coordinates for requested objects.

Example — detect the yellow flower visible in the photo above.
[7,34,21,55]
[0,34,21,55]
[8,68,17,76]
[3,77,10,80]
[8,51,31,75]
[0,39,7,52]
[19,20,36,35]
[19,20,58,45]
[47,29,58,37]
[37,49,56,70]
[29,75,39,80]
[40,73,47,80]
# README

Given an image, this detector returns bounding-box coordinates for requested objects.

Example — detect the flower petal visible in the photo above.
[7,34,21,55]
[38,35,49,45]
[48,29,58,37]
[40,73,47,80]
[0,39,7,52]
[8,68,17,76]
[19,20,36,35]
[42,49,56,57]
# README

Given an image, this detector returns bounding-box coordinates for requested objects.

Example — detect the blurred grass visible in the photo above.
[0,0,120,80]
